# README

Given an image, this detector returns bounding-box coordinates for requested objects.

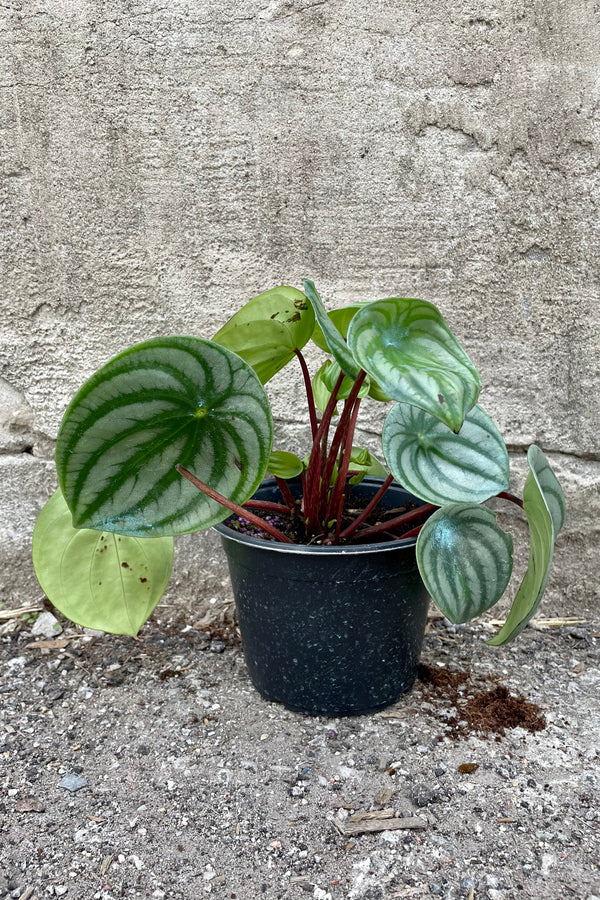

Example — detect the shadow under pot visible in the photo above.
[214,477,431,717]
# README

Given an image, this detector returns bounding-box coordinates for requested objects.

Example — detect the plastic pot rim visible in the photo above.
[213,477,422,556]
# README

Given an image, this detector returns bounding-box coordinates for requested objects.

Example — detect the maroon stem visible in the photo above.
[243,499,293,515]
[176,464,294,544]
[318,371,367,519]
[325,394,363,525]
[304,370,346,532]
[339,473,394,540]
[354,503,437,539]
[294,348,318,440]
[497,490,525,509]
[275,476,297,511]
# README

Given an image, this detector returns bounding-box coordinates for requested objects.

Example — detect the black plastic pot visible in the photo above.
[214,478,430,717]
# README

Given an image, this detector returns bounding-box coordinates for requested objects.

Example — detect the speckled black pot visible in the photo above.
[214,478,430,717]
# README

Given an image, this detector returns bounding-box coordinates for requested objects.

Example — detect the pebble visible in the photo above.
[59,774,88,792]
[411,783,441,807]
[31,612,63,638]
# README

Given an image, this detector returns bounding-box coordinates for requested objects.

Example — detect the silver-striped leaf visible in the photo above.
[303,280,361,379]
[416,503,514,624]
[33,488,173,636]
[347,298,481,432]
[56,337,273,536]
[382,402,509,506]
[488,445,566,645]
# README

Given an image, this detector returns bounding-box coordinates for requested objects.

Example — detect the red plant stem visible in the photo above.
[275,476,297,511]
[497,490,525,509]
[176,464,294,543]
[354,503,437,539]
[319,371,367,518]
[325,395,363,525]
[243,499,293,515]
[304,370,346,532]
[294,349,318,440]
[339,473,395,540]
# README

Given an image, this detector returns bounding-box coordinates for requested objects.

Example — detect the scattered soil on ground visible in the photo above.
[417,663,547,739]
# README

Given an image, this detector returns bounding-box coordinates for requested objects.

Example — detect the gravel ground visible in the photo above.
[1,608,599,900]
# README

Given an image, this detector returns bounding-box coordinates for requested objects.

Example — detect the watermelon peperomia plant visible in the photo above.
[32,280,565,641]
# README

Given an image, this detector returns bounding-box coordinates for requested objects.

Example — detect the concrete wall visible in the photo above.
[2,0,599,616]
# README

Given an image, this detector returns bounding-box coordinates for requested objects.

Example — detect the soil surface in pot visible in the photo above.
[226,490,431,545]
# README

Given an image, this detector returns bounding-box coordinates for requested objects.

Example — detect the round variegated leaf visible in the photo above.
[33,489,173,636]
[416,503,514,624]
[488,445,565,645]
[312,359,371,414]
[212,285,314,384]
[382,403,509,506]
[267,451,304,479]
[347,298,481,432]
[56,337,273,536]
[303,280,361,379]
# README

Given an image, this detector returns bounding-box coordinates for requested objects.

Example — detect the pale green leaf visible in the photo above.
[213,285,314,384]
[312,359,370,414]
[32,489,173,636]
[488,445,566,645]
[267,451,304,479]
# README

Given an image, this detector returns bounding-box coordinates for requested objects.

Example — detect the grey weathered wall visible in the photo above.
[1,0,599,616]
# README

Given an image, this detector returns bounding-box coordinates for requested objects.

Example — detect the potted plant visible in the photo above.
[32,280,565,716]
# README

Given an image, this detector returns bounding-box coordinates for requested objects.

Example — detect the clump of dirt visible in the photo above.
[417,662,547,739]
[462,684,547,735]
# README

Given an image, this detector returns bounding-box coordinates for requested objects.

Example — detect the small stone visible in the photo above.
[434,764,447,777]
[31,612,63,638]
[59,774,88,792]
[411,783,440,807]
[210,640,226,653]
[240,760,258,772]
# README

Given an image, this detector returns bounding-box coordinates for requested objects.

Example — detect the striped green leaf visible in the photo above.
[382,403,509,506]
[213,286,314,384]
[347,298,481,432]
[416,503,514,624]
[33,489,173,636]
[56,337,273,536]
[303,280,361,379]
[488,445,566,645]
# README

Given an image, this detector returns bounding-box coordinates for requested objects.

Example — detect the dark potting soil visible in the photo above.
[225,492,430,545]
[417,662,547,739]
